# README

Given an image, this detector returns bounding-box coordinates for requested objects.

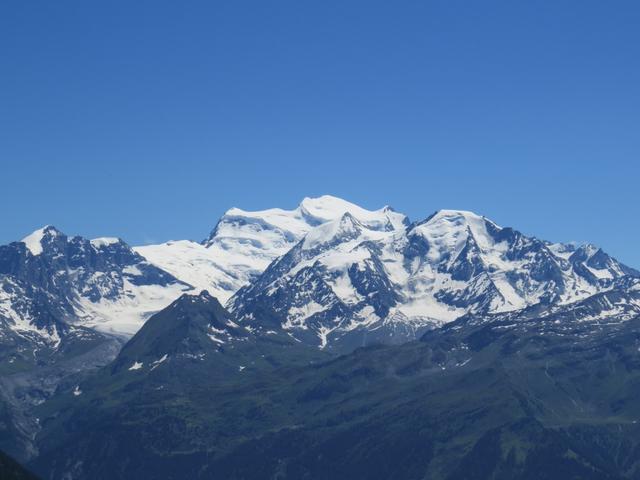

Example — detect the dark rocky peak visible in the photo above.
[113,291,245,371]
[449,229,486,281]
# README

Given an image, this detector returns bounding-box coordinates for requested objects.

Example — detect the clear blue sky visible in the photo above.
[1,1,639,265]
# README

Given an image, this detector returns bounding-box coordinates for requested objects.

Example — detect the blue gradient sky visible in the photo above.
[2,1,639,265]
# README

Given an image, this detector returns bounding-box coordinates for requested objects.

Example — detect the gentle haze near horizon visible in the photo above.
[2,1,639,266]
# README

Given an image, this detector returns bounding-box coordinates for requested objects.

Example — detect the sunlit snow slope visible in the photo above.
[229,206,639,350]
[135,195,405,302]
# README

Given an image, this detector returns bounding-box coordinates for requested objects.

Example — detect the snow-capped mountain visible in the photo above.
[0,226,194,461]
[229,207,639,351]
[0,225,191,352]
[135,195,405,302]
[2,197,638,355]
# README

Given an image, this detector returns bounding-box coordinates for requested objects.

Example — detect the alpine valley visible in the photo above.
[2,196,640,479]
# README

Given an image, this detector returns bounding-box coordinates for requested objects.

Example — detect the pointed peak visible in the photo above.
[21,225,64,256]
[302,211,365,250]
[339,211,360,225]
[113,289,237,372]
[29,224,62,236]
[196,289,215,301]
[335,211,365,236]
[173,289,223,309]
[566,243,601,263]
[575,243,600,256]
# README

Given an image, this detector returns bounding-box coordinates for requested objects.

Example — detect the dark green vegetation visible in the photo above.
[0,449,39,480]
[28,291,640,479]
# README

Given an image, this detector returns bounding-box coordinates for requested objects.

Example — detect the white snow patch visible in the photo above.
[287,301,327,325]
[208,334,225,345]
[90,237,120,248]
[150,354,169,371]
[76,279,190,336]
[317,326,334,349]
[21,226,56,255]
[586,266,614,280]
[128,361,144,371]
[134,240,242,302]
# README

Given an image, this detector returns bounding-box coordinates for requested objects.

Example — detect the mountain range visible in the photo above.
[1,195,639,479]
